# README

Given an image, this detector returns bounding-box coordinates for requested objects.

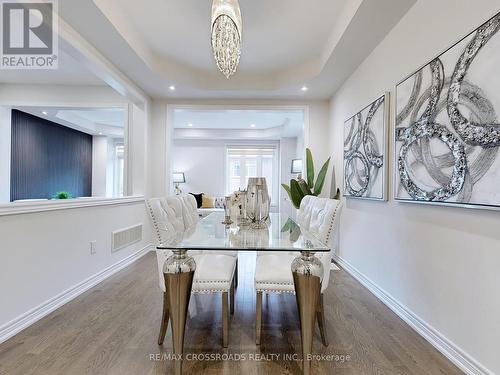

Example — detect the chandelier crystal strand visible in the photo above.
[211,0,242,79]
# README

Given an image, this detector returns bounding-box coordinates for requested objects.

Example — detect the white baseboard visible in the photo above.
[0,244,153,344]
[332,254,493,375]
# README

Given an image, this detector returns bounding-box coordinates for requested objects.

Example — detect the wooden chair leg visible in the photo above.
[256,291,262,345]
[158,291,169,345]
[230,279,235,315]
[316,293,329,347]
[222,291,229,348]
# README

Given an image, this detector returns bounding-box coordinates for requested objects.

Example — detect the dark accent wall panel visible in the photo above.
[10,110,92,201]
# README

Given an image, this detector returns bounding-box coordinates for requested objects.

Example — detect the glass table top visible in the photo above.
[157,212,330,252]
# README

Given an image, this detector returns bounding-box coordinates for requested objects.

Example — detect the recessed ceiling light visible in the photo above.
[42,111,48,115]
[169,85,176,91]
[250,124,256,128]
[187,123,193,127]
[98,132,103,135]
[301,86,308,92]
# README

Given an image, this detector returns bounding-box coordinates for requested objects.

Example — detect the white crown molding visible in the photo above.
[0,244,153,345]
[88,0,366,92]
[0,196,145,217]
[57,13,150,108]
[61,0,415,98]
[332,254,493,375]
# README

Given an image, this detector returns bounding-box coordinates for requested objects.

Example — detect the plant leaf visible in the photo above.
[306,148,314,189]
[281,183,291,198]
[297,178,313,196]
[290,226,301,242]
[290,179,305,209]
[313,157,330,195]
[281,218,293,232]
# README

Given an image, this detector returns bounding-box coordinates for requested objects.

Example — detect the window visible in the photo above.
[226,145,279,205]
[229,159,241,194]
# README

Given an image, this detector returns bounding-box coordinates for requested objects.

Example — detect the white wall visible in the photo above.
[92,136,108,197]
[0,201,151,336]
[0,83,127,106]
[280,137,298,215]
[328,1,500,373]
[0,106,11,203]
[128,103,148,196]
[106,138,116,196]
[0,83,154,342]
[92,136,126,198]
[149,101,169,197]
[171,139,227,196]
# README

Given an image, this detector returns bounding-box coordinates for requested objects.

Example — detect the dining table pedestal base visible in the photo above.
[163,250,196,375]
[292,251,323,375]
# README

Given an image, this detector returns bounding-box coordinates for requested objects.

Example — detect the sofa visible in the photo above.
[194,195,225,217]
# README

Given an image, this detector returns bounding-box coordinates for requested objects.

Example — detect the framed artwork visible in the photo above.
[343,93,389,200]
[394,12,500,210]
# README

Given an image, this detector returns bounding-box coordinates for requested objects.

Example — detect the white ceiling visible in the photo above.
[55,0,415,99]
[112,0,347,73]
[15,106,125,137]
[0,1,415,99]
[173,107,304,140]
[0,49,104,86]
[174,108,303,130]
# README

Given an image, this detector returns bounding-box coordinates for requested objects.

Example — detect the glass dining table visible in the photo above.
[157,212,330,375]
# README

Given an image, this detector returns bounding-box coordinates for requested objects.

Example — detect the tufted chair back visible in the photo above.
[298,196,342,247]
[296,197,313,230]
[147,196,204,291]
[146,198,177,245]
[297,196,343,291]
[163,196,185,232]
[179,194,200,229]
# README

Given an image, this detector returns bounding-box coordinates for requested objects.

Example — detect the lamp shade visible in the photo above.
[291,159,303,174]
[172,172,186,183]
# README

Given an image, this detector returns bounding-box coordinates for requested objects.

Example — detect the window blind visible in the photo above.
[226,145,276,156]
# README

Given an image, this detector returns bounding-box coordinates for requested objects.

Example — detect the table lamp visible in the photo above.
[291,159,303,178]
[172,172,185,195]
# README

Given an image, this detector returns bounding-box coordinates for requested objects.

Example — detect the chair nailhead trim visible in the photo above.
[192,289,229,294]
[256,289,296,294]
[325,200,342,245]
[146,200,162,244]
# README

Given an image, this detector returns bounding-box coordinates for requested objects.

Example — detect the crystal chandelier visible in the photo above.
[211,0,242,79]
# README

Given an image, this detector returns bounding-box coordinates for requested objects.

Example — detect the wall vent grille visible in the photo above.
[112,224,142,252]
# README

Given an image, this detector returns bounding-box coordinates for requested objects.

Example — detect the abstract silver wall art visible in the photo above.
[344,93,389,200]
[395,12,500,209]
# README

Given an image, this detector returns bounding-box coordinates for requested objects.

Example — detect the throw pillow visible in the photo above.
[189,193,203,208]
[201,195,215,208]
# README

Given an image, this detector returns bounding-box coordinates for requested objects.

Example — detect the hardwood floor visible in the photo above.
[0,252,463,375]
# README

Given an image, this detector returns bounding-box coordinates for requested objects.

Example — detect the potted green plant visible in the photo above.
[282,148,340,209]
[53,191,72,199]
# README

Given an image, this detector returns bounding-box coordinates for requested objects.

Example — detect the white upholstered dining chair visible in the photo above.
[178,194,239,286]
[146,196,237,348]
[254,196,343,346]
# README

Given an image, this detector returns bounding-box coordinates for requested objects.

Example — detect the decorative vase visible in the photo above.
[238,190,251,227]
[222,196,233,225]
[246,177,270,229]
